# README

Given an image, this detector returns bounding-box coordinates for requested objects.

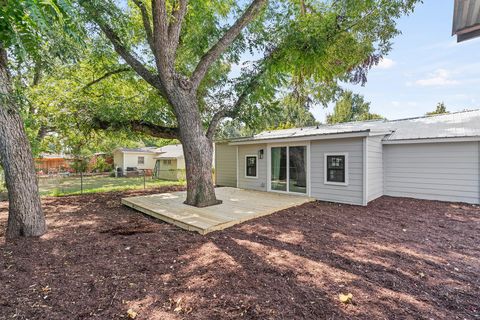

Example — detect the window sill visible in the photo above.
[324,181,349,186]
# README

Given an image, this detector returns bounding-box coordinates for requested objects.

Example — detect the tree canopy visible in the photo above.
[71,0,418,137]
[326,90,384,124]
[426,102,448,116]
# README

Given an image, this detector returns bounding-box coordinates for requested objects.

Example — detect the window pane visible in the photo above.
[326,155,345,183]
[246,156,257,177]
[289,146,306,193]
[328,169,345,182]
[271,147,287,191]
[327,156,344,169]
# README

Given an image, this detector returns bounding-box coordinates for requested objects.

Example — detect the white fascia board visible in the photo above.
[382,136,480,144]
[228,131,370,146]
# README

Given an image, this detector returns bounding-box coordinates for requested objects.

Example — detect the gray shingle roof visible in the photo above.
[227,109,480,143]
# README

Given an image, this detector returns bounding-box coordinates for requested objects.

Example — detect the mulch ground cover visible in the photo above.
[1,186,479,319]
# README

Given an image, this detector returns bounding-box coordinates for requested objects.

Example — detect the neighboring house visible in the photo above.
[452,0,480,42]
[215,110,480,205]
[113,144,185,179]
[113,147,158,175]
[153,144,186,180]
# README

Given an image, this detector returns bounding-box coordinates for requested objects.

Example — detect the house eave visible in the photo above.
[227,130,376,146]
[382,136,480,144]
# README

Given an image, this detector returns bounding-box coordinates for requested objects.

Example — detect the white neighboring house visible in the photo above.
[113,147,158,175]
[215,110,480,205]
[113,144,185,180]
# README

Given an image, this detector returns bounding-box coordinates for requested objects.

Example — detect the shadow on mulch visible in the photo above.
[0,187,479,319]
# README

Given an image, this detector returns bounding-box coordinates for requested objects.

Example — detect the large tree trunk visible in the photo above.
[171,89,221,207]
[0,46,46,239]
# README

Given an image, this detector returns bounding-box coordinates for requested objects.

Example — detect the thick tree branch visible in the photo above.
[190,0,267,91]
[168,0,188,59]
[132,0,155,52]
[98,23,165,94]
[151,0,171,75]
[92,118,179,139]
[79,2,167,96]
[82,67,131,89]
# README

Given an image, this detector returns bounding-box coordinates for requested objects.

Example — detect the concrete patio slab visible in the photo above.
[121,187,315,234]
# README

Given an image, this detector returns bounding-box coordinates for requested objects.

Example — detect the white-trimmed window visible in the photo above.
[163,159,172,165]
[324,153,348,185]
[138,156,145,165]
[245,155,258,178]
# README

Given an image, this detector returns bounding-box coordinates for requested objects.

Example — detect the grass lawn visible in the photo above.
[0,188,478,319]
[38,175,185,196]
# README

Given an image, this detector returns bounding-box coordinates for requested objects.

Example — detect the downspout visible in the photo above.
[362,137,368,206]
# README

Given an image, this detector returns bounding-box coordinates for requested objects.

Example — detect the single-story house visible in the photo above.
[113,144,185,180]
[153,144,186,180]
[113,147,158,176]
[215,110,480,205]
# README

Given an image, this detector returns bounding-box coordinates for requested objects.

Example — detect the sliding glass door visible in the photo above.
[289,146,307,193]
[270,145,307,194]
[271,147,287,191]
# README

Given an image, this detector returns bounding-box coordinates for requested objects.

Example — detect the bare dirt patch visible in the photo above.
[1,188,479,319]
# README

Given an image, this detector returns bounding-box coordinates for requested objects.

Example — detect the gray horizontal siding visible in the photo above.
[367,136,384,202]
[384,142,480,204]
[310,138,364,205]
[237,144,267,191]
[214,143,237,187]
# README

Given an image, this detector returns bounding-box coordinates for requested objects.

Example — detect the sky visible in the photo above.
[310,0,480,122]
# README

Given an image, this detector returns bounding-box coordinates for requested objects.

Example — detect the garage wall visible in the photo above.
[237,144,267,191]
[367,136,384,202]
[214,143,237,187]
[310,138,364,205]
[384,141,480,204]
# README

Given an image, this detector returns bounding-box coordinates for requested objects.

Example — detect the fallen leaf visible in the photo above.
[174,306,182,312]
[127,308,137,319]
[339,293,353,304]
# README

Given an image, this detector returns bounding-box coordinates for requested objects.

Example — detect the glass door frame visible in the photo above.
[266,141,311,196]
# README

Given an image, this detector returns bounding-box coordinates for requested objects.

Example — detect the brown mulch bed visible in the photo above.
[1,187,479,320]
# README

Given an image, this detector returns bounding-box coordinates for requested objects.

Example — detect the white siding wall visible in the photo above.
[214,143,237,187]
[237,144,267,191]
[367,136,384,202]
[113,150,123,170]
[384,142,480,204]
[123,153,157,171]
[310,138,364,205]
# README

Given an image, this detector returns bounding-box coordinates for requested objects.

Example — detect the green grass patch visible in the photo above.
[39,176,185,196]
